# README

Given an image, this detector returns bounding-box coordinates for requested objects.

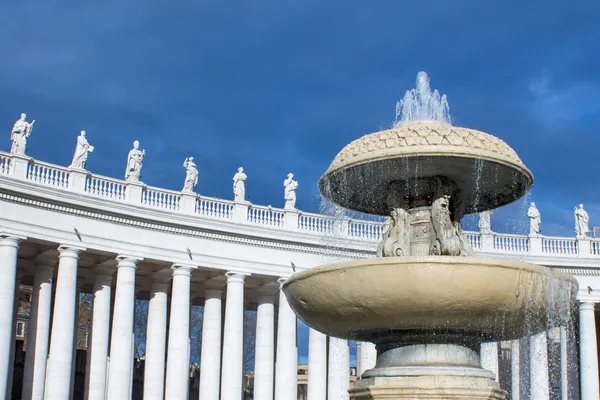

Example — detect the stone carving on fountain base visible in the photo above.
[377,176,473,258]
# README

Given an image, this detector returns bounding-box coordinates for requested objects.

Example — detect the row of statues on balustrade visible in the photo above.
[478,202,591,238]
[9,113,300,209]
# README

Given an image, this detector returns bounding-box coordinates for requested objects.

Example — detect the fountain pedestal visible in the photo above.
[349,344,505,400]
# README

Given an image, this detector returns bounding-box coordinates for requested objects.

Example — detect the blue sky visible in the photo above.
[2,0,600,367]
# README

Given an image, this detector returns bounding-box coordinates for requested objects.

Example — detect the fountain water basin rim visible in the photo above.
[283,256,577,344]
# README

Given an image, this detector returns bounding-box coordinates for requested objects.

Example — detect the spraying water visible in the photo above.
[394,71,451,126]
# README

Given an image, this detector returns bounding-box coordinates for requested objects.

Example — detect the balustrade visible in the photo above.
[0,154,10,175]
[348,220,382,241]
[142,187,180,211]
[248,205,284,227]
[299,213,334,234]
[465,232,481,250]
[26,161,70,189]
[493,234,530,253]
[543,237,578,256]
[85,175,127,201]
[197,197,234,220]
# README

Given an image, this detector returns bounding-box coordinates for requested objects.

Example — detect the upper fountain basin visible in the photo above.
[283,256,577,344]
[318,120,533,215]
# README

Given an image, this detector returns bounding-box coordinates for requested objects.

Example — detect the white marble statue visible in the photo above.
[527,202,541,236]
[125,140,145,182]
[10,113,35,155]
[478,211,491,234]
[233,167,247,202]
[182,157,198,193]
[575,204,590,238]
[69,130,94,169]
[283,173,298,210]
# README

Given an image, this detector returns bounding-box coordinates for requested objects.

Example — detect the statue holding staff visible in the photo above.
[10,113,35,155]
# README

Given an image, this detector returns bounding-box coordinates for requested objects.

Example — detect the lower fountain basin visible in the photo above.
[283,256,577,344]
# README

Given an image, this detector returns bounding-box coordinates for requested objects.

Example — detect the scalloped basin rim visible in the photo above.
[282,256,578,343]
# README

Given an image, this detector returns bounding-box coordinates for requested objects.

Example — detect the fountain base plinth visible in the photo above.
[350,344,506,400]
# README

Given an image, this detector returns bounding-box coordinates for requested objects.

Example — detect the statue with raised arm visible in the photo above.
[125,140,145,182]
[575,204,590,238]
[283,173,298,209]
[182,157,198,193]
[69,130,94,169]
[10,113,35,155]
[233,167,247,201]
[528,202,541,236]
[478,211,492,234]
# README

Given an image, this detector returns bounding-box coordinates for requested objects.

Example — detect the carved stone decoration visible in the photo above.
[527,202,541,236]
[182,157,198,193]
[69,131,94,170]
[377,208,410,257]
[575,204,589,238]
[430,177,462,256]
[453,191,474,256]
[283,173,298,210]
[233,167,247,202]
[125,140,145,183]
[10,113,35,155]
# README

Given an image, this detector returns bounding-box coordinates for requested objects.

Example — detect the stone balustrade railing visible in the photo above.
[1,151,599,258]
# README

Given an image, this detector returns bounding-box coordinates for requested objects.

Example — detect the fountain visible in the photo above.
[283,72,578,399]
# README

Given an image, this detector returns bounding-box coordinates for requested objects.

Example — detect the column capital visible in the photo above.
[580,302,596,311]
[58,244,86,258]
[116,254,142,268]
[0,233,26,247]
[171,263,194,277]
[225,271,248,283]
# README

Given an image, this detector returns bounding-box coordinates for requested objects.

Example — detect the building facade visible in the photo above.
[1,145,600,400]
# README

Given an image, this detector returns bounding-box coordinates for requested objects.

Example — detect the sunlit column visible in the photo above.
[275,278,297,400]
[7,273,23,400]
[560,326,569,400]
[44,245,84,400]
[144,276,170,400]
[165,264,193,399]
[106,255,139,400]
[199,288,222,400]
[220,272,247,400]
[0,235,21,399]
[530,332,549,400]
[328,337,350,400]
[511,340,520,400]
[254,289,275,400]
[357,342,377,378]
[307,328,327,400]
[579,302,599,400]
[480,342,499,380]
[22,263,54,400]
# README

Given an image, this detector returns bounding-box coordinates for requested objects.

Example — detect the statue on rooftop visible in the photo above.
[233,167,247,202]
[575,204,589,238]
[528,202,541,236]
[125,140,145,182]
[182,157,198,193]
[478,211,492,234]
[69,130,94,170]
[10,113,35,156]
[283,173,298,210]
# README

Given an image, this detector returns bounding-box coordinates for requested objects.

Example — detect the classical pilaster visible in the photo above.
[0,235,21,400]
[328,337,350,400]
[199,288,222,400]
[511,340,520,400]
[85,270,114,400]
[275,277,298,400]
[143,276,170,400]
[254,288,275,400]
[22,264,54,400]
[357,342,377,378]
[579,302,600,400]
[106,255,140,400]
[165,264,193,400]
[530,331,550,400]
[307,328,327,400]
[480,342,499,381]
[220,272,247,400]
[44,245,84,400]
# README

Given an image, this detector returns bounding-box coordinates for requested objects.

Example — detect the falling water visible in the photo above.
[394,71,451,126]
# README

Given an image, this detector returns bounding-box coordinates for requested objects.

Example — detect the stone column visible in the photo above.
[22,264,55,400]
[579,302,599,400]
[7,273,22,400]
[480,342,499,381]
[254,289,275,400]
[199,288,222,400]
[85,270,114,400]
[275,278,297,400]
[530,332,550,400]
[143,277,170,400]
[220,272,247,400]
[307,328,327,400]
[560,326,569,400]
[357,342,377,378]
[511,340,520,400]
[165,265,193,399]
[106,255,139,400]
[328,337,350,400]
[0,235,21,400]
[44,245,84,400]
